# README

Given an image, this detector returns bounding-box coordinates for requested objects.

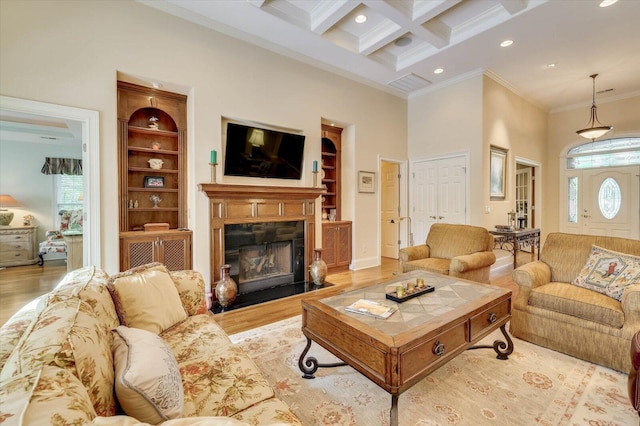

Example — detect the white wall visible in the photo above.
[0,0,406,281]
[0,140,81,243]
[408,74,484,223]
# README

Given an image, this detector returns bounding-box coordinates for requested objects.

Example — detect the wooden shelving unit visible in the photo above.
[117,81,191,271]
[321,124,342,219]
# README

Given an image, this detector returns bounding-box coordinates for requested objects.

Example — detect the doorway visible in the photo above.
[0,96,101,266]
[515,158,539,229]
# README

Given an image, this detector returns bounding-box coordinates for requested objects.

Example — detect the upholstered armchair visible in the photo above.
[399,223,496,283]
[38,209,83,266]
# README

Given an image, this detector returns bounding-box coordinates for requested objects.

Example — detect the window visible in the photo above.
[568,177,578,223]
[56,174,83,212]
[598,177,621,219]
[566,137,640,169]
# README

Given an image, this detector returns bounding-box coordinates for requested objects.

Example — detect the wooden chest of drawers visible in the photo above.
[0,226,38,267]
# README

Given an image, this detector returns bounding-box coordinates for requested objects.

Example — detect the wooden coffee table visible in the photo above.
[298,270,513,426]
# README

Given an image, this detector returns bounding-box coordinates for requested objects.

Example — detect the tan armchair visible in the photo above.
[399,223,496,283]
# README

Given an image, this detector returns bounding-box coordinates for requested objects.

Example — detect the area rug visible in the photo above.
[230,316,636,426]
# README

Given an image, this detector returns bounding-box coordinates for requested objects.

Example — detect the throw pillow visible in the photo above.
[112,326,184,424]
[107,263,188,335]
[572,245,640,301]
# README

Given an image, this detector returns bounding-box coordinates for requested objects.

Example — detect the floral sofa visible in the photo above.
[511,232,640,373]
[0,263,302,425]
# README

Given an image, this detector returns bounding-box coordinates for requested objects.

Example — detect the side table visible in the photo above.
[490,228,540,268]
[0,226,38,267]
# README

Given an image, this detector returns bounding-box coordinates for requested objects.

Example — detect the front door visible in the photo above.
[562,166,639,238]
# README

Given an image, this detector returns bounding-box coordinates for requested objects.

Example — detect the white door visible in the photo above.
[381,161,400,258]
[562,166,639,238]
[412,156,467,245]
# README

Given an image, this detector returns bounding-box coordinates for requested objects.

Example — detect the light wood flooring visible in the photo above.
[0,253,526,334]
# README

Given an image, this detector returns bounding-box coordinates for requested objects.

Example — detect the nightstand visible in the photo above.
[0,226,38,267]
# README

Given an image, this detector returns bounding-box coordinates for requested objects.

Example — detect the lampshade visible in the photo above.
[0,194,22,226]
[576,74,613,141]
[248,129,265,147]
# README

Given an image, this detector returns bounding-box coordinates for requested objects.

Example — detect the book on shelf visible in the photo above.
[344,299,397,319]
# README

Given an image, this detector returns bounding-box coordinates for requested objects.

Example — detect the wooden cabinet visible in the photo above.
[321,125,342,220]
[0,226,38,267]
[120,230,192,271]
[117,81,191,270]
[321,221,351,269]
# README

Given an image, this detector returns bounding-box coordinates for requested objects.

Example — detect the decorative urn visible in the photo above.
[215,264,238,311]
[309,248,328,286]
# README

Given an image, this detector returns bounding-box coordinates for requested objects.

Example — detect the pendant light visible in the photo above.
[576,74,613,141]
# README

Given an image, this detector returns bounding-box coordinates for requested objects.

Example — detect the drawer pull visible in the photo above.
[488,312,497,323]
[433,340,446,356]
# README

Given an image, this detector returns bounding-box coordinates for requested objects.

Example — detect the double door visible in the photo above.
[411,156,467,244]
[120,230,192,271]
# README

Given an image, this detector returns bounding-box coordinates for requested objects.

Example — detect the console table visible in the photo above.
[489,228,540,268]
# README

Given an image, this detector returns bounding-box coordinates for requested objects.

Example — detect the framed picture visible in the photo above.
[144,176,165,188]
[358,171,376,193]
[490,146,507,200]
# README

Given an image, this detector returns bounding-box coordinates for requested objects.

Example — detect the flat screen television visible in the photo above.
[223,122,305,180]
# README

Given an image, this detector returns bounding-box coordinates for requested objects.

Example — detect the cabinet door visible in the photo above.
[121,236,157,270]
[322,224,337,268]
[336,222,352,267]
[159,232,192,271]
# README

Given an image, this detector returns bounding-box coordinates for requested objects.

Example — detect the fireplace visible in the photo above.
[225,221,305,293]
[199,183,327,312]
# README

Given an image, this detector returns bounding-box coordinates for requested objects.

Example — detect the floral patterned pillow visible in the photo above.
[572,245,640,301]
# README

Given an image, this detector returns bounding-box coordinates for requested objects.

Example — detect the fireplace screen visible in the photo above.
[239,241,293,290]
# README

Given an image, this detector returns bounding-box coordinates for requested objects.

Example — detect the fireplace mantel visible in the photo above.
[199,183,326,286]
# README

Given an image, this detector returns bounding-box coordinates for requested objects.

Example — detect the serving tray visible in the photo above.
[386,285,434,303]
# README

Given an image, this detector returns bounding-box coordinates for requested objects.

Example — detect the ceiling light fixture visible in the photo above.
[547,63,557,68]
[355,14,367,24]
[500,39,513,47]
[600,0,618,7]
[434,68,444,74]
[576,74,613,141]
[394,36,411,47]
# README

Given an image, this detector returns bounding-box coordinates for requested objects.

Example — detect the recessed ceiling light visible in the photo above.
[355,14,367,24]
[600,0,618,7]
[434,68,444,74]
[547,63,557,68]
[394,36,411,47]
[500,39,513,47]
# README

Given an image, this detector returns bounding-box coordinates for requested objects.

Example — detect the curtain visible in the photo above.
[41,157,83,175]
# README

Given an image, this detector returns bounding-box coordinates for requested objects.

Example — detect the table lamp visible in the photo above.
[0,194,22,226]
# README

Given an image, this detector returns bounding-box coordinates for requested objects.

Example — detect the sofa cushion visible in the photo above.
[179,345,276,418]
[112,326,184,424]
[0,298,116,416]
[402,258,450,275]
[108,263,188,335]
[0,295,47,370]
[426,224,490,259]
[0,365,97,425]
[572,245,640,301]
[169,270,208,316]
[161,313,233,363]
[48,265,119,330]
[529,282,624,328]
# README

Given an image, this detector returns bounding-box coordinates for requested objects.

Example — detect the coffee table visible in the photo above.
[298,270,513,426]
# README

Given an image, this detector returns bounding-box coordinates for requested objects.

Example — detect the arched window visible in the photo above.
[566,137,640,169]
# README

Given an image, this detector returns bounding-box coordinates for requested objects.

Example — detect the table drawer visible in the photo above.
[0,233,30,243]
[469,299,511,340]
[400,320,468,385]
[0,241,32,252]
[0,250,33,262]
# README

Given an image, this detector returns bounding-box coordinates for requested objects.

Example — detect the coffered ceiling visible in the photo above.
[142,0,640,111]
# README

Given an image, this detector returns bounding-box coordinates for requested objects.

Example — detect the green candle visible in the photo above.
[210,150,217,164]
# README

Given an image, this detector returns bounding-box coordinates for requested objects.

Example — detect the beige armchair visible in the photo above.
[399,223,496,283]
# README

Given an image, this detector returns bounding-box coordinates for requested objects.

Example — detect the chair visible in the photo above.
[399,223,496,283]
[38,209,83,266]
[630,330,640,415]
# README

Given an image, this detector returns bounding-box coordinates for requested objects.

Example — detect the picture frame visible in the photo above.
[490,146,507,200]
[144,176,165,188]
[358,171,376,193]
